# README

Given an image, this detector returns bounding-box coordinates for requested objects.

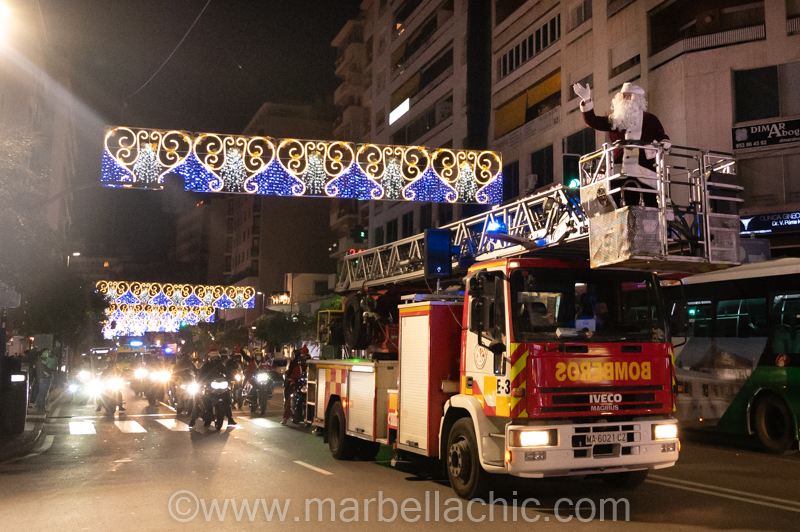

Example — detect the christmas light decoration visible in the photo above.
[96,281,255,338]
[102,127,503,204]
[454,162,477,203]
[382,157,404,200]
[302,151,328,196]
[219,148,248,192]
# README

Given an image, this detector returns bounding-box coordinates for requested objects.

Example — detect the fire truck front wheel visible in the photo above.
[328,401,358,460]
[446,418,493,500]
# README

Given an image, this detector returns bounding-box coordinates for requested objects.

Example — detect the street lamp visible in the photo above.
[0,3,11,44]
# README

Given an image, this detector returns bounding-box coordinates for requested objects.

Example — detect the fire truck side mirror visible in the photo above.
[469,298,483,333]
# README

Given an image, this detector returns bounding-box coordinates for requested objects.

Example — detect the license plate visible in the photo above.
[585,432,627,445]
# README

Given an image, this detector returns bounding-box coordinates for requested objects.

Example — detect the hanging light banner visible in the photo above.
[102,126,503,204]
[96,281,255,338]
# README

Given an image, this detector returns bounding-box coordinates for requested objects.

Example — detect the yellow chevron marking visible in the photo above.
[510,349,528,381]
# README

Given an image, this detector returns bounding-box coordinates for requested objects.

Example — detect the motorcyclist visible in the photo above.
[95,357,126,414]
[189,349,236,427]
[281,347,307,425]
[172,353,197,414]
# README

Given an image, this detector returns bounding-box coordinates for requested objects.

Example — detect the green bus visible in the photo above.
[664,258,800,454]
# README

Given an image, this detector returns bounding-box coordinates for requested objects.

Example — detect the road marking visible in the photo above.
[156,418,191,431]
[248,418,282,428]
[158,401,177,412]
[294,461,333,476]
[114,459,133,463]
[649,475,800,508]
[69,421,97,435]
[115,420,147,433]
[33,435,54,454]
[647,479,800,513]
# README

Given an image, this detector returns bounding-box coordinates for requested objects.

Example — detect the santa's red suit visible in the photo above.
[581,108,669,172]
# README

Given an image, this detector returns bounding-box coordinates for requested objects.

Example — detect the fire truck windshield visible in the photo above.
[510,268,666,343]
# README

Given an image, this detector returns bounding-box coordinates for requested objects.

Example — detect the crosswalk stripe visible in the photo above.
[115,420,147,433]
[155,418,191,431]
[247,418,282,428]
[69,421,97,435]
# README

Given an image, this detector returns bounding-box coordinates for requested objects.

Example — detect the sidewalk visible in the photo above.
[0,386,64,462]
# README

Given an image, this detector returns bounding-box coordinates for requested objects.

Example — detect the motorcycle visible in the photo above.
[200,378,231,429]
[145,369,171,406]
[290,375,307,425]
[89,375,125,415]
[243,370,274,416]
[65,369,94,403]
[175,380,200,415]
[231,371,244,410]
[131,367,149,397]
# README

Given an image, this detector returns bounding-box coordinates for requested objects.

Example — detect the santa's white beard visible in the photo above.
[609,95,646,132]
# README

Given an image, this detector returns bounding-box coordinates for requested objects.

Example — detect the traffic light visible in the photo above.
[563,153,581,189]
[351,225,368,243]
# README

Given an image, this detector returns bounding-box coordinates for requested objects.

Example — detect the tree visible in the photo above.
[215,326,250,351]
[0,128,54,288]
[178,325,214,356]
[220,149,247,192]
[12,264,108,360]
[253,311,315,353]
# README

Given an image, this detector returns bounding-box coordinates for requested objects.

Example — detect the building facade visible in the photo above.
[338,0,493,248]
[491,0,800,251]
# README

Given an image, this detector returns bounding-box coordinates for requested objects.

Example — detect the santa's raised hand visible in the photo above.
[573,83,592,102]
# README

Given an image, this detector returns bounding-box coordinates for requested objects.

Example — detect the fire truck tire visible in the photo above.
[343,295,371,350]
[601,469,649,489]
[357,441,381,461]
[328,401,358,460]
[754,394,797,454]
[446,418,493,500]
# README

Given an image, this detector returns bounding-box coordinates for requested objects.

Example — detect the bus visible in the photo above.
[663,258,800,454]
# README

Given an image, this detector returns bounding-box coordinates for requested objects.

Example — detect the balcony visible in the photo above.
[649,25,765,70]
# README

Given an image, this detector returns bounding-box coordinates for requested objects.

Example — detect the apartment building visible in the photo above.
[342,0,493,248]
[491,0,800,250]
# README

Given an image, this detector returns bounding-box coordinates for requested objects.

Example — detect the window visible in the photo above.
[251,259,258,272]
[420,203,432,231]
[226,218,233,233]
[716,298,766,338]
[569,0,592,31]
[495,70,561,139]
[253,215,260,234]
[314,281,329,296]
[374,226,385,246]
[495,0,527,26]
[227,199,234,215]
[252,237,260,256]
[498,13,561,81]
[225,256,232,272]
[569,73,593,101]
[734,66,778,123]
[392,93,453,145]
[402,211,414,237]
[503,161,520,201]
[565,128,596,157]
[531,145,554,188]
[610,54,640,79]
[226,237,233,253]
[386,219,399,243]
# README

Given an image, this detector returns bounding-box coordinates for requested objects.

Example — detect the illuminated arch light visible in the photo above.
[102,127,503,205]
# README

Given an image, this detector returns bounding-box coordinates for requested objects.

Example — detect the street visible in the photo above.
[0,386,798,531]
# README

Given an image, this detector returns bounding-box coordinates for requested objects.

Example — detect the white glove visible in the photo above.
[573,83,592,102]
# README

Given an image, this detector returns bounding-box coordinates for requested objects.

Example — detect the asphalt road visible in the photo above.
[1,387,798,531]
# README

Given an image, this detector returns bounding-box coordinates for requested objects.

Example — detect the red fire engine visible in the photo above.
[308,143,741,499]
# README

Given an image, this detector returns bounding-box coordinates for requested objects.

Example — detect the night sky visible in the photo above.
[39,0,361,263]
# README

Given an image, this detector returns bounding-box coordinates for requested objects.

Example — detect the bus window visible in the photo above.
[715,298,766,338]
[687,301,712,337]
[766,293,800,366]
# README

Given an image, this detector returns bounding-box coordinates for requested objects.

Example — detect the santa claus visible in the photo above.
[573,82,670,203]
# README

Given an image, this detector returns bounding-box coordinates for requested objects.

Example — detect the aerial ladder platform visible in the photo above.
[335,142,742,293]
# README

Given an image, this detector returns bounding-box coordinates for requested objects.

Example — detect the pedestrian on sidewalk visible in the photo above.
[35,348,57,413]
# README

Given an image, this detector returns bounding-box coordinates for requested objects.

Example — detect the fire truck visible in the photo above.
[308,142,742,499]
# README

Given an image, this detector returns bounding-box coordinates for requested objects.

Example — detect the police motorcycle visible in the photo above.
[231,370,245,410]
[65,367,94,403]
[243,369,274,416]
[144,367,172,406]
